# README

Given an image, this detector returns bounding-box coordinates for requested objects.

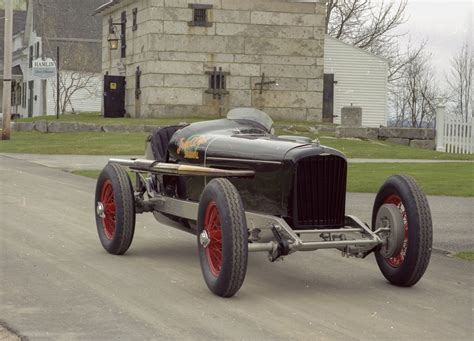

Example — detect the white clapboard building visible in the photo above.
[324,36,388,127]
[1,0,102,118]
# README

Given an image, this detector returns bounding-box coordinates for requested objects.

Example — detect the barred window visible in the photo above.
[188,4,213,27]
[209,74,226,91]
[205,67,229,99]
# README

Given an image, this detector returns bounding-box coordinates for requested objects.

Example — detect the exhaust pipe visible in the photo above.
[109,158,255,178]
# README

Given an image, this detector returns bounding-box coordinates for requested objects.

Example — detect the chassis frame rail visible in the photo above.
[139,194,384,258]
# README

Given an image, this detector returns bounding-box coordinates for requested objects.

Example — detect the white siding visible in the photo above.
[324,36,388,127]
[46,73,102,115]
[10,27,102,117]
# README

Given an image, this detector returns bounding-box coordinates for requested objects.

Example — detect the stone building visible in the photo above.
[96,0,326,121]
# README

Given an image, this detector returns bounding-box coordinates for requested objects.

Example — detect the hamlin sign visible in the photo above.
[32,58,57,79]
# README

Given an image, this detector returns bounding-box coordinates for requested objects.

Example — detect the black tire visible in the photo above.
[372,175,432,287]
[95,163,136,255]
[197,178,248,297]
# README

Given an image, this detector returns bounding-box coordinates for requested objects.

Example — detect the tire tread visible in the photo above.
[373,174,432,287]
[395,175,432,286]
[197,178,248,298]
[95,164,135,255]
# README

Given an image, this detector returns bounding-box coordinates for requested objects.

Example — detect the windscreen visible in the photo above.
[227,108,274,133]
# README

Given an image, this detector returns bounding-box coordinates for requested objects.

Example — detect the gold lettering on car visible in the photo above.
[177,136,208,160]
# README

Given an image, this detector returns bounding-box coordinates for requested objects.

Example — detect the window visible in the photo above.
[14,83,22,106]
[205,67,229,99]
[121,11,127,58]
[132,8,138,31]
[22,82,26,108]
[135,66,141,99]
[35,42,40,58]
[29,46,33,68]
[188,4,213,27]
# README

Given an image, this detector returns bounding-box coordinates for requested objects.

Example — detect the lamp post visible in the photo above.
[107,17,124,51]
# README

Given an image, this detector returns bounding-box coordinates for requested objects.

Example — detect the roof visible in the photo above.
[0,10,27,62]
[325,35,389,63]
[30,0,106,72]
[32,0,103,41]
[94,0,121,15]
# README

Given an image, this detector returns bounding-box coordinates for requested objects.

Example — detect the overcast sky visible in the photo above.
[395,0,472,87]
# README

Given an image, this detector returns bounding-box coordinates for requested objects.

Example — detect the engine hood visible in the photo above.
[168,119,346,164]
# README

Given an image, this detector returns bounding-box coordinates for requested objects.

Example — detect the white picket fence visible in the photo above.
[436,107,474,154]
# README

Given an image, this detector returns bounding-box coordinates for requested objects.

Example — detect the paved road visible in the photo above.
[0,156,473,340]
[2,153,472,252]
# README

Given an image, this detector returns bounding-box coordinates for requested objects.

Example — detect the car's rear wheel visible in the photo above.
[372,175,432,287]
[197,178,248,297]
[95,164,135,255]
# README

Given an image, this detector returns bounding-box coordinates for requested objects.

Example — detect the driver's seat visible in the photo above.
[149,125,187,162]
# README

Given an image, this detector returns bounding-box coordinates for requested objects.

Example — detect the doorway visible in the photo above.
[103,75,126,118]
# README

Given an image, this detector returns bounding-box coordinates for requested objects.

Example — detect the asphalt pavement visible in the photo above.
[1,152,472,252]
[0,155,473,340]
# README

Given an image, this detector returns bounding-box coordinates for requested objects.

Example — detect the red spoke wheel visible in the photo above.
[197,178,248,298]
[204,201,223,276]
[372,175,433,287]
[100,180,117,240]
[95,164,135,255]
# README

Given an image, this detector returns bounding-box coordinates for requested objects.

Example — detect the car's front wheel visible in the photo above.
[197,178,248,297]
[372,175,432,287]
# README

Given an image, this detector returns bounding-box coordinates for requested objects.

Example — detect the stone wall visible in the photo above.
[101,0,326,120]
[336,126,436,150]
[12,121,161,134]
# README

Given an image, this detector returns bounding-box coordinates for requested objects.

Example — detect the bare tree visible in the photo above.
[446,41,473,120]
[48,43,99,114]
[326,0,406,49]
[325,0,425,83]
[391,45,440,128]
[325,0,439,127]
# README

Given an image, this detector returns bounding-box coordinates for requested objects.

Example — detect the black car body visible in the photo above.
[159,110,347,230]
[96,108,433,297]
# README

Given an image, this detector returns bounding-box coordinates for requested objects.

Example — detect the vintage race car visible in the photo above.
[94,108,433,297]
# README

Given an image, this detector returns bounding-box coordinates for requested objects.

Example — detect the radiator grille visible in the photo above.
[293,155,347,228]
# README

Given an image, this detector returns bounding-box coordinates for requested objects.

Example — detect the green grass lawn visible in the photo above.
[319,137,474,160]
[6,112,474,160]
[454,251,474,262]
[0,132,148,155]
[73,162,474,197]
[2,131,474,161]
[348,163,474,197]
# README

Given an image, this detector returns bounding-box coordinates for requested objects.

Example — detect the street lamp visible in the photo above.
[107,17,124,51]
[107,31,119,50]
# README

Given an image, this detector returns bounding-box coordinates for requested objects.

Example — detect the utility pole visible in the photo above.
[56,46,60,119]
[1,0,13,140]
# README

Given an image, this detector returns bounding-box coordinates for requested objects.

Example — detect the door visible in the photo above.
[104,75,126,118]
[323,74,335,123]
[28,80,34,118]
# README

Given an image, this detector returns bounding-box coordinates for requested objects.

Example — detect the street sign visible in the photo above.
[32,58,57,79]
